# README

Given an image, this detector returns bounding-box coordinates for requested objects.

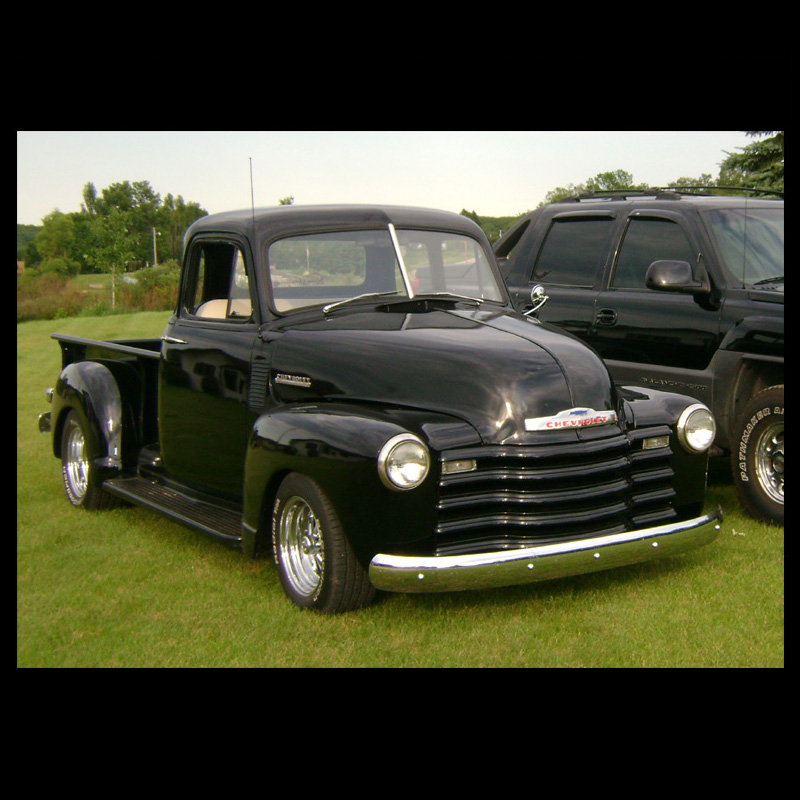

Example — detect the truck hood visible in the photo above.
[269,306,615,445]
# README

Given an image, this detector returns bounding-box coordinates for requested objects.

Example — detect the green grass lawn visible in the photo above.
[17,313,784,667]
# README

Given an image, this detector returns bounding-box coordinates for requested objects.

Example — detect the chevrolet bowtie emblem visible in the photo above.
[525,407,617,431]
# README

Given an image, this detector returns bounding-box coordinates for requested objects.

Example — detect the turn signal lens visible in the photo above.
[442,459,477,474]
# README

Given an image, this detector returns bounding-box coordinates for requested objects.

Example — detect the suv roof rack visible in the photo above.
[559,186,784,203]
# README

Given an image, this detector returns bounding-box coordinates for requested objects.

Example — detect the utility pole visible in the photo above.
[152,227,160,266]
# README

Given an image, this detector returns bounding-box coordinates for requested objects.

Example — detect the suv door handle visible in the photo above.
[595,308,618,326]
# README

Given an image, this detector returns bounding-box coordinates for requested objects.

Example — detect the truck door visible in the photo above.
[591,212,721,405]
[159,235,259,498]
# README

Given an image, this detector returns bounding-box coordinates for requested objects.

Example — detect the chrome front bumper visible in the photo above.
[369,507,723,593]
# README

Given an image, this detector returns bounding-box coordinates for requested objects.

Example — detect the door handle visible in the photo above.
[595,308,618,326]
[161,335,188,344]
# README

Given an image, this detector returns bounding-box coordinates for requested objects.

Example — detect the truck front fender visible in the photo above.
[241,405,473,563]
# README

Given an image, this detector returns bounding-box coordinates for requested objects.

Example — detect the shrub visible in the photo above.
[16,272,98,322]
[117,261,180,312]
[17,260,182,321]
[39,256,81,278]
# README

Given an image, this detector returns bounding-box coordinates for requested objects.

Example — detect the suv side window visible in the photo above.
[184,241,253,320]
[613,218,695,289]
[532,218,613,286]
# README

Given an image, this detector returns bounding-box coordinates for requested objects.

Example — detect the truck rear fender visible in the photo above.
[52,361,125,477]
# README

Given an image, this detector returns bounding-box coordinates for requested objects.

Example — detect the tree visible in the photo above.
[539,169,647,205]
[667,174,717,189]
[76,181,207,270]
[81,182,98,215]
[459,209,522,243]
[159,194,207,262]
[36,210,74,260]
[92,181,161,267]
[35,210,80,276]
[719,131,784,193]
[84,209,138,308]
[585,170,645,193]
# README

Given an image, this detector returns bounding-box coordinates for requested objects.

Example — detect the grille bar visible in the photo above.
[436,431,676,556]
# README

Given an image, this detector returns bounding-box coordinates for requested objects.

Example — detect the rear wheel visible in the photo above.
[731,385,784,525]
[272,473,376,613]
[60,410,122,510]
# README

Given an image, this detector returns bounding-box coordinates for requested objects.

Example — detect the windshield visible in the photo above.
[702,207,784,289]
[268,227,503,312]
[396,229,504,303]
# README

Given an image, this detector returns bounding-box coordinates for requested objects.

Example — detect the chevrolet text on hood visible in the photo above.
[39,205,722,613]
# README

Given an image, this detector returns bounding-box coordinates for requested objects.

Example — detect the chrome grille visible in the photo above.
[436,430,676,556]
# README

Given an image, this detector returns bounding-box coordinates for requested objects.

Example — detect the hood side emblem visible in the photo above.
[525,407,617,431]
[275,373,312,388]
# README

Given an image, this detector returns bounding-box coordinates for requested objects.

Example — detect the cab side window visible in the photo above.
[532,218,613,286]
[613,218,695,289]
[185,241,253,320]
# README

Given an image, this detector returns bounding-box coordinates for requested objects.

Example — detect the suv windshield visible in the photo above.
[269,227,503,312]
[702,207,784,289]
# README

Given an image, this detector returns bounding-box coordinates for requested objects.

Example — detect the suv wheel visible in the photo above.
[731,386,784,525]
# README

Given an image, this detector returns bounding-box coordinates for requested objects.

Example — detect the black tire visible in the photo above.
[272,473,376,613]
[731,385,784,525]
[60,410,122,511]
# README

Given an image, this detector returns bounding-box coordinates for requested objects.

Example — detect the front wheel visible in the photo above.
[731,385,784,525]
[272,474,376,613]
[60,410,122,511]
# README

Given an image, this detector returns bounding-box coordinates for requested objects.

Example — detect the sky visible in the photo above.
[16,130,754,226]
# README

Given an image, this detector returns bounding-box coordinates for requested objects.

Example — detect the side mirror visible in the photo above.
[645,260,708,294]
[523,284,549,316]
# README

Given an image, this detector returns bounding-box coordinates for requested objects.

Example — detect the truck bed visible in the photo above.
[52,333,162,366]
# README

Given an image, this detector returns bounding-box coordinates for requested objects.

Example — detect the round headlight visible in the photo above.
[378,433,430,490]
[677,403,716,453]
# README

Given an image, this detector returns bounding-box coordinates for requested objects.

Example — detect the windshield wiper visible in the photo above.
[414,292,484,306]
[752,275,784,285]
[322,292,402,314]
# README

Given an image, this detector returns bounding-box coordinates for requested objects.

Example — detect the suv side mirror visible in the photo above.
[646,260,708,295]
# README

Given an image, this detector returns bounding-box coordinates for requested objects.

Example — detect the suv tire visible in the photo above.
[731,385,784,525]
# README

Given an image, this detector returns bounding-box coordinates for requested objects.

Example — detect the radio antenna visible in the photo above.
[249,157,256,223]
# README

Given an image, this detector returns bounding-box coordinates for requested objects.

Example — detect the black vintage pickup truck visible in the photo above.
[39,205,722,613]
[496,191,783,525]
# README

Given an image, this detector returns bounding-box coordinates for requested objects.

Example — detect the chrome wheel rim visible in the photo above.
[64,420,89,499]
[278,497,324,597]
[755,421,784,505]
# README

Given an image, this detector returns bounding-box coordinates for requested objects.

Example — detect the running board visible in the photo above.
[104,476,243,545]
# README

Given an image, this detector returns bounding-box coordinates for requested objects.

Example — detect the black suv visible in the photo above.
[496,190,784,525]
